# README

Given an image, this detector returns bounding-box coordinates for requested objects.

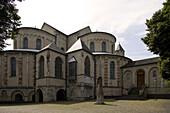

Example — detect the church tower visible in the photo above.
[115,43,125,56]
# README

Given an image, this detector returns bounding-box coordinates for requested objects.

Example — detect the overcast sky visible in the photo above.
[5,0,165,60]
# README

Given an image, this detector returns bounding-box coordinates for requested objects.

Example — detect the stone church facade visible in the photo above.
[0,23,169,102]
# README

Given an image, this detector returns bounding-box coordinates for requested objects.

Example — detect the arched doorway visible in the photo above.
[137,70,145,87]
[15,94,23,102]
[56,89,66,101]
[37,89,43,102]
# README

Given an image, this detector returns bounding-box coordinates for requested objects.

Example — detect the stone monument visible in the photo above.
[95,77,104,104]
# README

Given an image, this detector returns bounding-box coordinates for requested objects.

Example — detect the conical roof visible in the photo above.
[116,44,124,51]
[41,43,65,54]
[66,38,92,54]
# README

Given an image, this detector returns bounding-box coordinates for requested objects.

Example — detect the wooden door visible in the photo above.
[137,71,144,87]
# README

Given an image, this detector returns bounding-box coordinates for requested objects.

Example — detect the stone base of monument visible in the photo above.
[95,98,105,105]
[94,102,105,105]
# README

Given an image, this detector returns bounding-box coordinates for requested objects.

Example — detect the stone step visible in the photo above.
[116,95,146,100]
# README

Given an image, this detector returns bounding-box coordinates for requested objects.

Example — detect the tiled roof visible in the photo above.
[122,57,159,68]
[41,43,65,54]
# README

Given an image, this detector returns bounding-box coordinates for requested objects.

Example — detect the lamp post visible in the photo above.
[154,77,157,100]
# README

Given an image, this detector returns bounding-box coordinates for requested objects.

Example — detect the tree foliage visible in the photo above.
[142,0,170,80]
[0,0,22,50]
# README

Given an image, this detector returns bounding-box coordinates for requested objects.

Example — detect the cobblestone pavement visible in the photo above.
[0,99,170,113]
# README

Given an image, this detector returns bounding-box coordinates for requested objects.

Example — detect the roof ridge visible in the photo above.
[41,22,67,36]
[68,26,91,36]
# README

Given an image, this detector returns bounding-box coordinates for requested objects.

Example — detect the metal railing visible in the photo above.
[128,84,135,95]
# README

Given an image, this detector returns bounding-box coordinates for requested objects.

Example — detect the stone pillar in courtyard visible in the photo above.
[95,77,104,104]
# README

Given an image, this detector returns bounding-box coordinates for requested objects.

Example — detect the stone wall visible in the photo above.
[80,32,116,53]
[95,54,130,96]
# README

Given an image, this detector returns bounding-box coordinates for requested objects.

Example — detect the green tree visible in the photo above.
[0,0,22,50]
[142,0,170,80]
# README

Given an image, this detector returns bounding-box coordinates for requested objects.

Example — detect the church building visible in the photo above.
[0,23,169,102]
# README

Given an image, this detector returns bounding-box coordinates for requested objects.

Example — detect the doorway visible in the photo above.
[37,89,43,102]
[56,89,66,101]
[15,94,23,102]
[137,70,145,87]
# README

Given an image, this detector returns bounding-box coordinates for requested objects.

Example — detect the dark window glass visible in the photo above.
[39,56,44,78]
[90,42,95,52]
[102,42,106,52]
[55,57,62,78]
[127,74,130,79]
[84,56,90,76]
[69,62,77,79]
[23,37,28,49]
[36,39,41,50]
[110,61,115,79]
[61,47,64,51]
[153,71,157,77]
[11,57,16,77]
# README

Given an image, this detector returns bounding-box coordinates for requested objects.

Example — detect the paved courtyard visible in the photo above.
[0,99,170,113]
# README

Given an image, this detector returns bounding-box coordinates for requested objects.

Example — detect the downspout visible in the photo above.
[34,53,36,102]
[65,35,68,100]
[121,66,124,96]
[94,56,96,99]
[65,54,68,100]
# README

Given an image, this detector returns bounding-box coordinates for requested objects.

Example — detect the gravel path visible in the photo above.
[0,99,170,113]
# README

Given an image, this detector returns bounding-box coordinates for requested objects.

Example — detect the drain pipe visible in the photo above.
[94,56,96,99]
[65,54,68,100]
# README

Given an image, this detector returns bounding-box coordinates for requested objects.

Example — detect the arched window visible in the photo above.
[126,73,130,80]
[102,42,106,52]
[39,56,44,78]
[153,71,157,77]
[110,61,115,79]
[11,57,16,77]
[84,56,90,76]
[36,39,41,50]
[23,37,28,49]
[69,57,77,79]
[55,57,62,78]
[90,42,95,52]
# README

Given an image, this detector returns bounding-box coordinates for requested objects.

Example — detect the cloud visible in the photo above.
[5,0,164,60]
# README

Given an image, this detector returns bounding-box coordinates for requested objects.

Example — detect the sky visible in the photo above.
[5,0,165,60]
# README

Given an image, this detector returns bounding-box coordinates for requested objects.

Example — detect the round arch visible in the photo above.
[28,90,35,102]
[123,70,133,86]
[11,90,24,102]
[56,89,66,101]
[148,67,159,86]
